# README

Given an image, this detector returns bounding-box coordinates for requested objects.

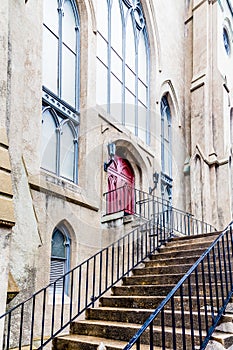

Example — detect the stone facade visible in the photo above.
[0,0,232,347]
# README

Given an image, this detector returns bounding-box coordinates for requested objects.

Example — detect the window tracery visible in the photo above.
[96,0,150,144]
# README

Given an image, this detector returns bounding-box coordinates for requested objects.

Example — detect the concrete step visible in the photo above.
[111,283,228,297]
[53,334,164,350]
[100,295,168,309]
[99,295,223,310]
[70,319,205,349]
[150,247,208,260]
[145,255,200,266]
[86,306,214,329]
[132,264,193,275]
[122,273,183,285]
[169,232,220,244]
[124,272,232,286]
[111,284,175,296]
[144,255,203,267]
[158,241,215,254]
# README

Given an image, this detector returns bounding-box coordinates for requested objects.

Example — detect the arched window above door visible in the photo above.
[96,0,150,145]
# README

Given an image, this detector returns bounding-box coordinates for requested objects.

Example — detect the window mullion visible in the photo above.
[75,27,80,112]
[56,127,61,177]
[122,21,126,126]
[135,36,139,137]
[58,5,63,99]
[107,1,111,114]
[146,33,150,145]
[74,138,78,184]
[161,115,165,174]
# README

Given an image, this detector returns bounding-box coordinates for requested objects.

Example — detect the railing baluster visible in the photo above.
[85,260,89,308]
[122,236,125,276]
[188,275,195,349]
[19,304,24,350]
[171,295,176,350]
[161,308,165,350]
[106,248,109,288]
[78,265,81,314]
[6,312,11,350]
[195,268,202,347]
[41,289,46,347]
[61,276,65,327]
[127,234,130,276]
[217,240,225,305]
[140,227,143,261]
[92,256,96,307]
[117,240,120,279]
[111,244,114,286]
[180,284,186,350]
[201,260,209,333]
[99,251,103,295]
[50,279,56,337]
[226,230,233,288]
[207,253,214,325]
[30,296,35,350]
[70,270,74,320]
[222,235,229,297]
[149,321,153,349]
[212,246,220,314]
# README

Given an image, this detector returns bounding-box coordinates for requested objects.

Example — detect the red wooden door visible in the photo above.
[107,156,135,214]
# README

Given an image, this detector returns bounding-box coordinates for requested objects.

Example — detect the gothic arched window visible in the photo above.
[50,227,71,294]
[161,96,172,178]
[96,0,150,144]
[42,0,80,183]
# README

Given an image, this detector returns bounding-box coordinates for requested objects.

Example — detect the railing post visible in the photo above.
[187,213,191,236]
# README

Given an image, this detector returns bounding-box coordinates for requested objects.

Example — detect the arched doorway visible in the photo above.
[107,156,135,215]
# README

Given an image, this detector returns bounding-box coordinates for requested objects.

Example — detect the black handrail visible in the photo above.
[0,192,217,349]
[1,217,171,349]
[103,186,216,235]
[123,221,233,350]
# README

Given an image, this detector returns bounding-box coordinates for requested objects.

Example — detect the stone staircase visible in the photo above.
[52,231,233,350]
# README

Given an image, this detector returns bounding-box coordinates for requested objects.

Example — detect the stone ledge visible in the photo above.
[101,211,125,223]
[29,173,99,212]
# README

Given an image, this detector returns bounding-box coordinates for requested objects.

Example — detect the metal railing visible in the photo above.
[1,190,217,350]
[1,218,170,350]
[103,186,216,235]
[123,222,233,350]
